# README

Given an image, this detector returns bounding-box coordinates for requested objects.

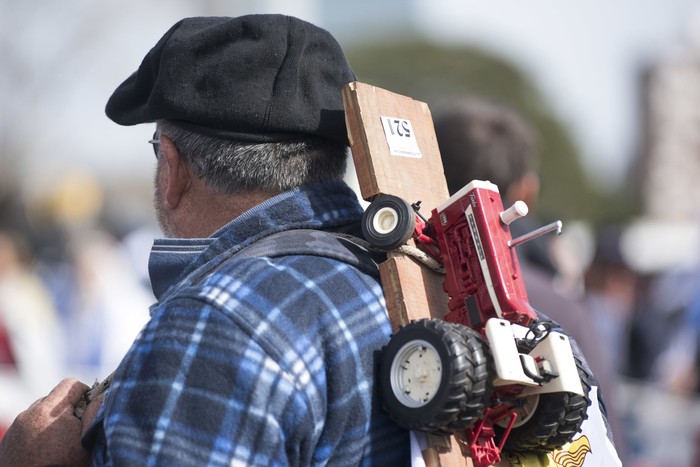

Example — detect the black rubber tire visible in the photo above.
[446,324,493,432]
[535,355,592,450]
[496,344,593,453]
[379,319,490,434]
[362,195,415,250]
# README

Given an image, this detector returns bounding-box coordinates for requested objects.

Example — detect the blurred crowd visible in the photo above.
[0,174,156,438]
[570,224,700,467]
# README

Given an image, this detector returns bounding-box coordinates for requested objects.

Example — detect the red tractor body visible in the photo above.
[430,180,537,332]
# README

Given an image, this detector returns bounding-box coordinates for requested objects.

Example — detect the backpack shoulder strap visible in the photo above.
[218,229,384,279]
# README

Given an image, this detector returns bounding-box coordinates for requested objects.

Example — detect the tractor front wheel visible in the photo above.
[362,194,416,250]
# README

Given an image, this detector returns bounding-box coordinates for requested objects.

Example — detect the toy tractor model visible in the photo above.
[342,82,592,467]
[362,181,592,466]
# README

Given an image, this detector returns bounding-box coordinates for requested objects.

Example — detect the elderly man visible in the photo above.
[0,15,409,466]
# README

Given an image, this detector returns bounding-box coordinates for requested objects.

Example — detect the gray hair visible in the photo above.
[157,120,348,194]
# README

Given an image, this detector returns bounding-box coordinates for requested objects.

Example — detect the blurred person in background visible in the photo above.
[434,97,625,461]
[654,287,700,395]
[435,98,556,277]
[615,239,700,466]
[626,234,700,391]
[0,198,66,439]
[0,14,408,466]
[24,172,153,384]
[434,98,612,382]
[60,227,153,380]
[628,261,700,391]
[629,271,700,467]
[582,226,638,378]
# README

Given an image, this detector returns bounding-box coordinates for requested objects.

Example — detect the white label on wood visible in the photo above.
[380,116,422,158]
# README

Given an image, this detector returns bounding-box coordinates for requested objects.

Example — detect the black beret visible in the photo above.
[106,15,356,145]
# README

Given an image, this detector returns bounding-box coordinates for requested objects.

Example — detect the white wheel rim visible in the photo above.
[373,206,399,235]
[497,394,540,428]
[390,339,442,408]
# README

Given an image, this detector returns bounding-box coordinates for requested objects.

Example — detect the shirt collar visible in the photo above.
[147,181,363,302]
[148,238,214,300]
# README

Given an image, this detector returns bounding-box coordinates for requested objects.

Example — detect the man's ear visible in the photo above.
[160,136,192,210]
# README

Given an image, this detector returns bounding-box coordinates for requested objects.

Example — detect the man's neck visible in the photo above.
[172,189,279,238]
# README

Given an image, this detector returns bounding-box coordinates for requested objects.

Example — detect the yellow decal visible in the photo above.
[501,435,592,467]
[551,436,592,467]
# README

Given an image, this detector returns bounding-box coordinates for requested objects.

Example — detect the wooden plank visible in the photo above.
[379,256,448,331]
[343,81,449,210]
[343,81,450,328]
[343,81,475,467]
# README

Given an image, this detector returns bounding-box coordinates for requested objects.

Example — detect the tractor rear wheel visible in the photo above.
[496,347,592,453]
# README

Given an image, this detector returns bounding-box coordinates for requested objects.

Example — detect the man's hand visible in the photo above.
[0,378,92,467]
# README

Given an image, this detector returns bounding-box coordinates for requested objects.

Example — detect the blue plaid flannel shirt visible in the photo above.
[88,181,409,466]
